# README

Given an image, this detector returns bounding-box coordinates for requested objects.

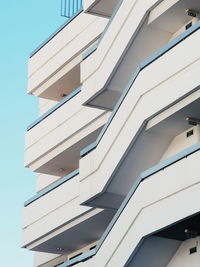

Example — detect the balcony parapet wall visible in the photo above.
[56,142,200,267]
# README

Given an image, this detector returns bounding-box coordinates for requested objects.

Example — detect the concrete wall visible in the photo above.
[79,29,200,205]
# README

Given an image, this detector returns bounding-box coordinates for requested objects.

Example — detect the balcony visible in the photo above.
[81,0,200,110]
[22,170,116,259]
[90,146,200,267]
[28,6,108,101]
[79,25,200,207]
[25,88,111,176]
[50,143,200,267]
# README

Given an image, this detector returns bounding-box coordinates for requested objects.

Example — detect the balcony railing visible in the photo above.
[24,169,79,206]
[27,87,81,131]
[30,1,83,58]
[61,0,83,18]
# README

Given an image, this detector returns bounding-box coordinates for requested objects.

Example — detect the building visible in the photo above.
[22,0,200,266]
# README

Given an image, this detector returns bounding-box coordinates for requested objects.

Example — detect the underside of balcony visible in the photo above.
[84,0,119,18]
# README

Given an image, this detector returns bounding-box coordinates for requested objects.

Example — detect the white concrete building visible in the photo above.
[22,0,200,266]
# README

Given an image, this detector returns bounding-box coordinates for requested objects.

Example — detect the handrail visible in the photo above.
[61,0,83,18]
[24,169,79,207]
[58,142,200,266]
[27,87,81,131]
[80,20,200,157]
[30,8,83,58]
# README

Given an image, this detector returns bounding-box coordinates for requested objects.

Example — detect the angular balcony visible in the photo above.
[22,170,116,258]
[100,147,200,267]
[50,142,200,267]
[28,4,108,101]
[79,24,200,207]
[84,0,119,17]
[81,0,200,110]
[25,88,111,176]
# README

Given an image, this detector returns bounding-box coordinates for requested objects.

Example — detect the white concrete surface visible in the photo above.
[23,1,200,266]
[79,149,200,266]
[25,90,111,175]
[79,29,200,204]
[28,13,108,98]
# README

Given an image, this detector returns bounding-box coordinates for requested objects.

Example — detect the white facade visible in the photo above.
[23,0,200,266]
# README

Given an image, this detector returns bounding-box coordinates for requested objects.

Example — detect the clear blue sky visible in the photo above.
[0,1,67,266]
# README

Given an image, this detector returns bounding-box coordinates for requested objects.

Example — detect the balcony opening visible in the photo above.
[85,96,200,209]
[125,213,200,267]
[87,0,200,110]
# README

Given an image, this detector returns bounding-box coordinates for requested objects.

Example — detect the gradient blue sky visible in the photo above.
[0,1,67,266]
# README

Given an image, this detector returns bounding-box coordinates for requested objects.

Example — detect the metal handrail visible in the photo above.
[30,3,83,58]
[27,87,81,131]
[24,169,79,207]
[61,0,83,18]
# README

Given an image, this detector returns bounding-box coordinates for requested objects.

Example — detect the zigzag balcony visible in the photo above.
[81,0,200,110]
[49,142,200,267]
[22,1,200,266]
[87,145,200,267]
[79,24,200,208]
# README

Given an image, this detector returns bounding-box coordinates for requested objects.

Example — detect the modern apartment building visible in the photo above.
[22,0,200,266]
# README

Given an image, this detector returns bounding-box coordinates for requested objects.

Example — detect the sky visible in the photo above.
[0,1,67,266]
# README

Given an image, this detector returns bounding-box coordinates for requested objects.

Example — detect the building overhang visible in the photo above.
[84,0,119,18]
[23,209,115,255]
[81,0,200,110]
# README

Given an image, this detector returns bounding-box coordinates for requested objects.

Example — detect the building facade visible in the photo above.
[22,0,200,266]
